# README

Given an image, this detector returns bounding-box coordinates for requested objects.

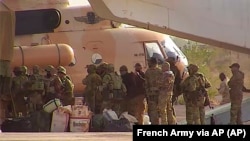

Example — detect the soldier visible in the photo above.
[119,65,137,115]
[3,67,22,117]
[228,63,244,124]
[133,63,146,125]
[218,72,230,105]
[181,64,211,124]
[96,62,108,79]
[11,67,22,94]
[20,65,29,78]
[28,65,45,112]
[194,65,211,124]
[82,64,102,114]
[43,65,58,103]
[96,62,109,112]
[102,63,127,115]
[166,57,183,104]
[166,57,183,123]
[57,66,74,106]
[158,62,176,124]
[145,57,162,125]
[11,66,29,116]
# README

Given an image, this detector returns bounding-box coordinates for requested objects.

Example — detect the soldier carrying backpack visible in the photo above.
[57,66,74,106]
[102,64,127,115]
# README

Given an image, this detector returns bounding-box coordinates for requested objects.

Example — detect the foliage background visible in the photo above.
[175,39,250,103]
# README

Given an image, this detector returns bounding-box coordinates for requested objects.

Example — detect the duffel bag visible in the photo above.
[89,114,105,132]
[103,118,132,132]
[1,117,32,132]
[43,98,61,113]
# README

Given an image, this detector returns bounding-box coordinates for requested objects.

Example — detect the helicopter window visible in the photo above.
[144,42,165,64]
[161,38,186,58]
[15,9,61,35]
[91,53,103,64]
[172,44,186,58]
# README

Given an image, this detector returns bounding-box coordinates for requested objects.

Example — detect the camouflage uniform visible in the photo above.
[145,58,162,125]
[82,64,102,113]
[101,64,127,115]
[28,65,45,111]
[43,65,58,103]
[96,62,108,79]
[1,67,20,117]
[166,58,182,102]
[11,66,29,116]
[181,64,211,124]
[228,63,244,125]
[166,58,182,122]
[194,72,211,124]
[57,66,74,106]
[158,62,176,124]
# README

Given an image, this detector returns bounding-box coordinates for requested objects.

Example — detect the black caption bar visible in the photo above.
[133,125,250,140]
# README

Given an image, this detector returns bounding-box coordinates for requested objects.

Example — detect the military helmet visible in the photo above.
[57,66,66,74]
[86,64,96,71]
[33,65,40,71]
[32,65,40,74]
[162,62,170,68]
[187,64,199,72]
[119,65,128,72]
[107,64,115,72]
[98,62,108,69]
[20,66,28,73]
[45,65,55,72]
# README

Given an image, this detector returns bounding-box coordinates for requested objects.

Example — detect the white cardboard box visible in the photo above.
[74,97,84,105]
[70,117,90,132]
[71,105,89,118]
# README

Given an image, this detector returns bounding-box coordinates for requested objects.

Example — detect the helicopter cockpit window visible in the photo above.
[15,9,61,35]
[144,42,165,64]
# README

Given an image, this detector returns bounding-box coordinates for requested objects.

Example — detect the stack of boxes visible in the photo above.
[69,97,92,132]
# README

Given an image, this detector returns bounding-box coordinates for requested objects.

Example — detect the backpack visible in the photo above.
[108,73,123,90]
[90,114,105,132]
[103,118,132,132]
[61,76,74,93]
[90,111,132,132]
[107,73,127,100]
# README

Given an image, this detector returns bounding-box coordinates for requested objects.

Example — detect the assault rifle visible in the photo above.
[198,87,213,109]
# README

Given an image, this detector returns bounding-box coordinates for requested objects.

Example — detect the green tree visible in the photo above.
[182,42,218,98]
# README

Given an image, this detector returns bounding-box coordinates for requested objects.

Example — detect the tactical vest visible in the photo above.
[61,76,74,96]
[108,73,123,90]
[145,68,162,91]
[105,73,126,100]
[44,76,56,94]
[182,75,199,92]
[30,74,44,91]
[12,75,28,91]
[161,71,174,92]
[195,73,211,89]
